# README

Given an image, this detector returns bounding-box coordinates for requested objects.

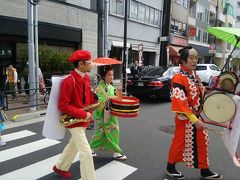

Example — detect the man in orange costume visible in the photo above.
[166,46,222,180]
[53,50,96,180]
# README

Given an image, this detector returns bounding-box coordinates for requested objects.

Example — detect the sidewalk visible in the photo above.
[4,93,47,122]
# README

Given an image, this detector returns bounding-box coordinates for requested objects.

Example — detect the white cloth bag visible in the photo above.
[42,76,68,140]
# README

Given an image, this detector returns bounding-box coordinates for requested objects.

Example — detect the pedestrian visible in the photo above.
[166,46,222,179]
[38,67,46,95]
[52,50,96,180]
[90,65,127,161]
[6,65,18,101]
[130,60,142,78]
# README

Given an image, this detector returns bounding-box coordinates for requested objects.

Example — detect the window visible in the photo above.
[129,1,161,26]
[170,19,187,37]
[154,10,160,26]
[149,7,155,24]
[145,6,150,24]
[110,0,124,16]
[173,0,188,8]
[138,4,145,21]
[202,31,208,43]
[196,4,209,23]
[130,1,138,19]
[196,66,207,71]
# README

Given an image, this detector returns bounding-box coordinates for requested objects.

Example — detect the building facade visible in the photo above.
[0,0,98,75]
[104,0,164,78]
[168,0,189,65]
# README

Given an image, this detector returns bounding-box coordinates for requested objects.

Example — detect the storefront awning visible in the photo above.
[169,45,183,56]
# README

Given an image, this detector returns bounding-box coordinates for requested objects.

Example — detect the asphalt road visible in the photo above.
[0,99,240,180]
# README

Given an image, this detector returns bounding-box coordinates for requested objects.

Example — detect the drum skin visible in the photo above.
[203,92,236,123]
[109,96,139,118]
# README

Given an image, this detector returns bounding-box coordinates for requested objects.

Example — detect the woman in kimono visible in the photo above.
[166,46,222,179]
[90,66,127,160]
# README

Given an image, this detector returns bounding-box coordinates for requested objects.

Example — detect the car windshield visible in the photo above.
[163,67,180,76]
[196,66,207,71]
[141,67,165,77]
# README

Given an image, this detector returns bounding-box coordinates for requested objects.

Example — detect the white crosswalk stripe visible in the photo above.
[79,160,137,180]
[0,154,78,180]
[0,130,137,179]
[0,138,60,163]
[1,130,36,142]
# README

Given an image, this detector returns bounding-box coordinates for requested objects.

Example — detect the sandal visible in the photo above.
[201,172,222,179]
[166,170,185,179]
[113,154,127,161]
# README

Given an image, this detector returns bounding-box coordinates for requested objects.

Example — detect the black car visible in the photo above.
[127,66,180,100]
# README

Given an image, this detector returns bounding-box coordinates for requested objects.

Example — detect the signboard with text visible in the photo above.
[0,47,13,58]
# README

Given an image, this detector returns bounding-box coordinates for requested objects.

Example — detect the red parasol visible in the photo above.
[91,57,122,66]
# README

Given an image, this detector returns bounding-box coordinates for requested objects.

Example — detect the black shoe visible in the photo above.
[201,169,222,179]
[166,170,184,179]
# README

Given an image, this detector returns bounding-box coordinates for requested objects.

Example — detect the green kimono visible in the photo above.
[90,81,122,153]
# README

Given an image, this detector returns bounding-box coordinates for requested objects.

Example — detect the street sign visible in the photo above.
[209,43,216,54]
[158,36,168,42]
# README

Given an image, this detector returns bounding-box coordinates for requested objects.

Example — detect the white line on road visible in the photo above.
[0,155,137,180]
[0,138,60,163]
[80,160,137,180]
[1,130,36,142]
[0,154,78,180]
[4,117,44,129]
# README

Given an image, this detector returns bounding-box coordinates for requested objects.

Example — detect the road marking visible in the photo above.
[1,130,36,142]
[0,154,78,180]
[4,117,44,129]
[80,160,137,180]
[0,138,60,163]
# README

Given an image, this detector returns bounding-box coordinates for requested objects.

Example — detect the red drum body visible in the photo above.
[109,96,140,118]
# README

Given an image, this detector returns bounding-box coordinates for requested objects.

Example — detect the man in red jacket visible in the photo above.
[53,50,96,180]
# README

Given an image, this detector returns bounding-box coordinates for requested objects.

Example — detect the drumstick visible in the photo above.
[206,127,223,136]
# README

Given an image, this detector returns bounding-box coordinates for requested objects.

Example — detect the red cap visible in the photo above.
[68,50,91,63]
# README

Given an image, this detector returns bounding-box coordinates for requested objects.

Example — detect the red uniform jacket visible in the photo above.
[58,70,94,128]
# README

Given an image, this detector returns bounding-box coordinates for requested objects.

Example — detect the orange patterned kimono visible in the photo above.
[168,65,209,169]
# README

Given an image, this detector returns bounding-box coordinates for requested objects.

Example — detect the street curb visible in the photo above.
[12,110,46,122]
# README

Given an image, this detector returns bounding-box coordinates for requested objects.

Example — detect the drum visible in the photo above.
[203,92,236,123]
[109,96,140,118]
[208,71,239,92]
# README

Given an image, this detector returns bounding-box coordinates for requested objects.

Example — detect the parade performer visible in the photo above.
[90,66,127,160]
[166,46,222,179]
[51,50,96,180]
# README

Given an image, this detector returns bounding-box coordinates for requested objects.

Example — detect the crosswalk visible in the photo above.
[0,130,137,180]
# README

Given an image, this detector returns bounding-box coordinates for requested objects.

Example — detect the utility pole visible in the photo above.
[34,3,39,107]
[28,0,36,110]
[122,0,128,93]
[97,0,105,57]
[104,0,109,57]
[159,0,171,66]
[27,0,41,110]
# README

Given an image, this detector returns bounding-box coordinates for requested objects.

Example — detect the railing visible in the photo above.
[3,87,51,111]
